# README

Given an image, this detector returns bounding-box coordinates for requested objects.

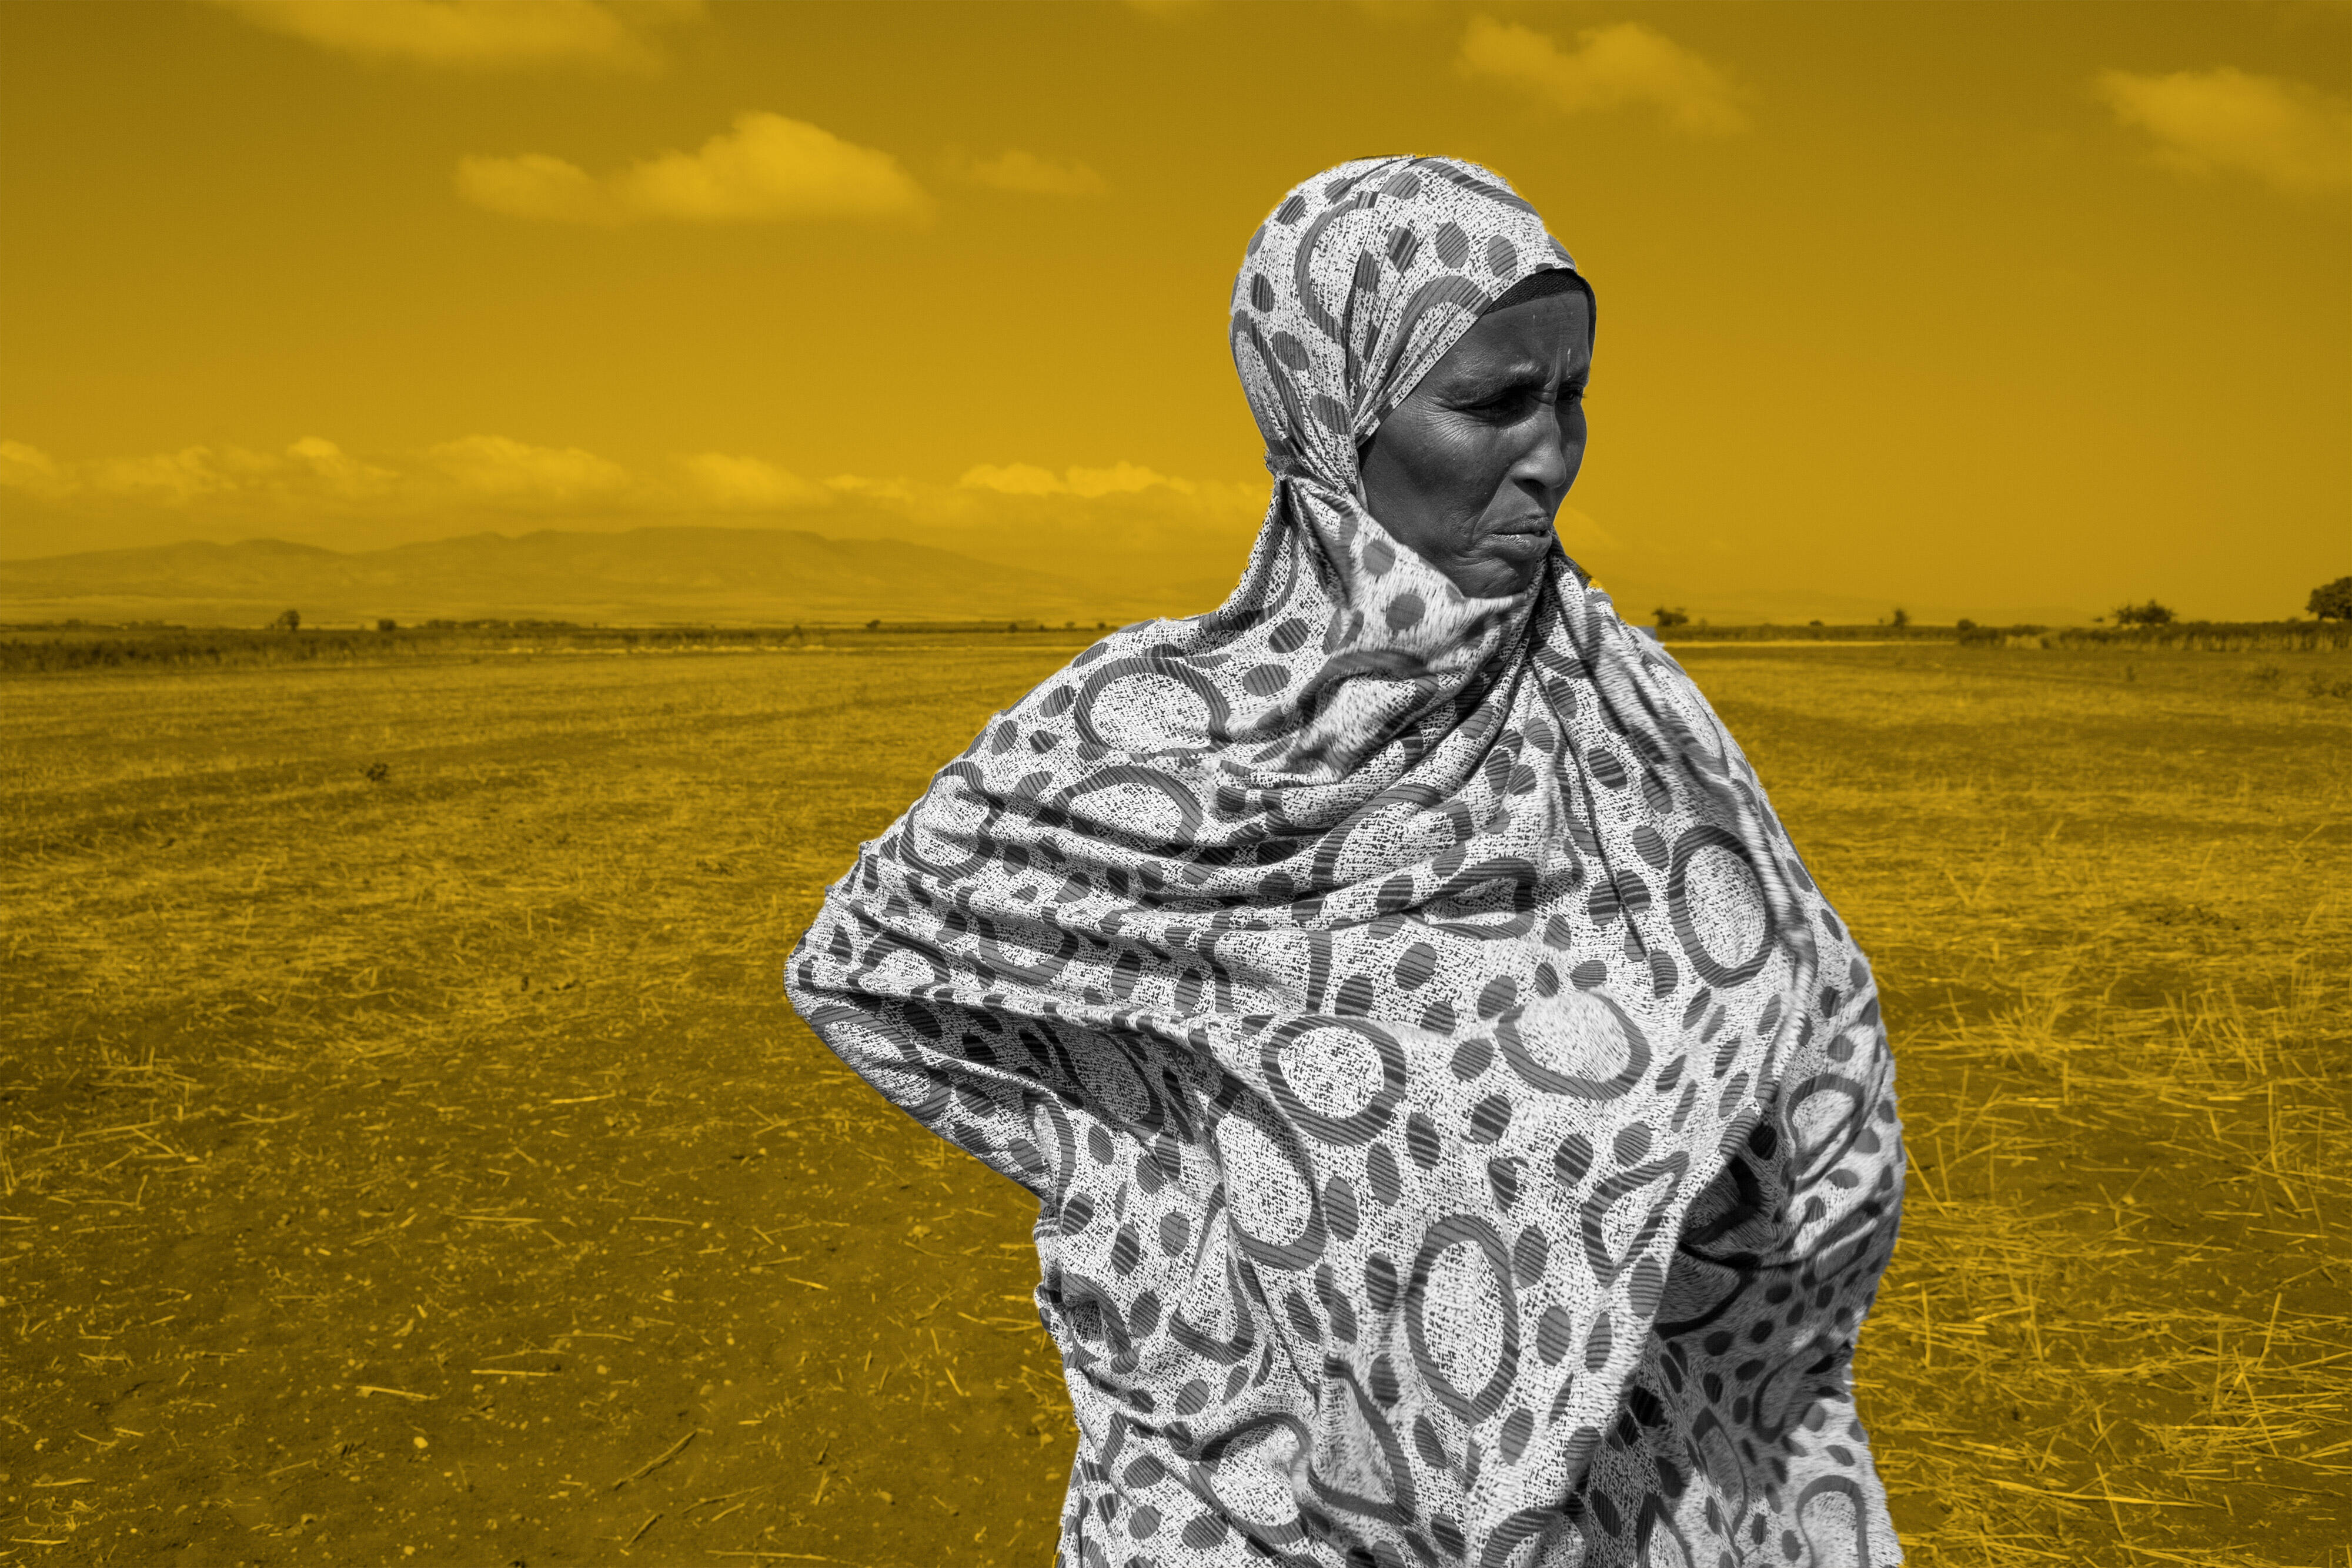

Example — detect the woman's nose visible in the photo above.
[1513,414,1575,492]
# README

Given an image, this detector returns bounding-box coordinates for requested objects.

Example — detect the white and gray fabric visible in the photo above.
[785,156,1905,1567]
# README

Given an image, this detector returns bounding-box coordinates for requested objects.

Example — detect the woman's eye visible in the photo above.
[1474,389,1542,419]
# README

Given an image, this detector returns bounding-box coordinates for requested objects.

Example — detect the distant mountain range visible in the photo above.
[0,523,2104,630]
[0,527,1155,627]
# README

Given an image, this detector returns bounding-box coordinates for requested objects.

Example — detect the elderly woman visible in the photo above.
[786,157,1905,1567]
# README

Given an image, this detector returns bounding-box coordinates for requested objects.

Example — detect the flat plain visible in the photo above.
[1,633,2346,1566]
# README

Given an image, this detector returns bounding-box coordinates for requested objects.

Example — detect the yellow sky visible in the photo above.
[2,0,2347,621]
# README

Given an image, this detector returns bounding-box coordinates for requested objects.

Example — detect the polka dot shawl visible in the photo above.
[786,156,1905,1567]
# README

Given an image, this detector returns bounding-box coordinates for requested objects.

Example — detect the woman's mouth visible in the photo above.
[1484,521,1554,548]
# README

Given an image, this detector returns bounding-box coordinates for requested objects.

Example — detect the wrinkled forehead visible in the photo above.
[1232,156,1578,453]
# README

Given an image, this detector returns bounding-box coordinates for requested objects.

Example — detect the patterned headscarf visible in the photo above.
[1227,155,1589,778]
[787,156,1905,1567]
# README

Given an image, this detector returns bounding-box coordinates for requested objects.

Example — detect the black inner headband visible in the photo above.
[1486,267,1597,343]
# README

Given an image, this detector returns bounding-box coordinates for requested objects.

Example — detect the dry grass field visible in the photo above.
[2,633,2346,1567]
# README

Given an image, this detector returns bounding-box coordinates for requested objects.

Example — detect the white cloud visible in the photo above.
[823,474,918,506]
[0,440,73,501]
[5,438,1237,524]
[959,150,1108,198]
[960,462,1184,499]
[958,463,1064,497]
[91,447,243,504]
[285,437,401,497]
[457,112,930,225]
[677,452,827,509]
[1458,17,1747,137]
[426,435,632,500]
[210,0,702,73]
[2,437,1262,566]
[0,436,399,509]
[1,436,1272,599]
[456,153,606,222]
[2095,66,2351,194]
[2,434,635,513]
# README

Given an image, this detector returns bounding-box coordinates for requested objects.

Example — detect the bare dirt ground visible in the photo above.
[2,633,2346,1566]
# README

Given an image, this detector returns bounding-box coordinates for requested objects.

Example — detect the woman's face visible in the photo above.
[1358,284,1591,599]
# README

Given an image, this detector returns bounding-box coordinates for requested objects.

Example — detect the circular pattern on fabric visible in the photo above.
[1792,1475,1874,1565]
[1073,659,1232,751]
[1054,1269,1132,1360]
[1668,825,1776,987]
[786,149,1908,1568]
[1071,1037,1162,1134]
[1054,765,1204,848]
[1496,989,1653,1101]
[973,914,1084,990]
[1261,1017,1404,1146]
[1365,1142,1403,1206]
[1578,1154,1689,1285]
[1404,1214,1521,1423]
[1785,1072,1870,1186]
[1210,1091,1327,1272]
[1421,855,1542,940]
[1305,1369,1419,1527]
[888,763,1004,881]
[1166,1249,1259,1368]
[1027,1092,1078,1197]
[1187,1415,1314,1549]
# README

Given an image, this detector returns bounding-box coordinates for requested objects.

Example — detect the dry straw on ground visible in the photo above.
[0,632,2344,1564]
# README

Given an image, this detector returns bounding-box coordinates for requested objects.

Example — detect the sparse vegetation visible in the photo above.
[1,637,2345,1563]
[0,622,1112,674]
[2114,598,2177,627]
[2051,620,2351,653]
[1670,640,2351,1564]
[2309,576,2352,621]
[9,616,2345,676]
[1659,621,1973,643]
[1,634,1097,1564]
[1958,623,2050,647]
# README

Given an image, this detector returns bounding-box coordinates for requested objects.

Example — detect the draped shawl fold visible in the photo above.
[785,156,1905,1567]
